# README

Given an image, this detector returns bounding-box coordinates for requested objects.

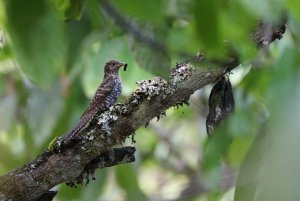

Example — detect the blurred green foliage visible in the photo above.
[0,0,300,200]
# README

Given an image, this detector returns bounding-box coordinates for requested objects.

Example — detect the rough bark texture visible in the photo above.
[0,19,286,201]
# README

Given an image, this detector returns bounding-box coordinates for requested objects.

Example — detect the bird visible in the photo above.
[60,60,127,146]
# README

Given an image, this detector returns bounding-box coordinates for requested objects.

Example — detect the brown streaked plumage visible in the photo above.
[61,60,127,145]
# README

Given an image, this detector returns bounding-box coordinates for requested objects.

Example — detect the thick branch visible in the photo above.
[0,61,225,201]
[0,147,135,201]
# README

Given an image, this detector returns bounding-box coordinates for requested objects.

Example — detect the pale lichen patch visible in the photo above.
[30,164,36,169]
[136,77,168,99]
[97,107,119,136]
[0,193,11,201]
[97,106,118,138]
[114,103,129,115]
[82,130,95,142]
[130,77,168,104]
[171,63,193,85]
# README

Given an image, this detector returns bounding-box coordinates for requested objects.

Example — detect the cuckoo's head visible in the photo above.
[104,60,127,75]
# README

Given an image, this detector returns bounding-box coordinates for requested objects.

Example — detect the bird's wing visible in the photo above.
[81,76,114,117]
[62,77,115,144]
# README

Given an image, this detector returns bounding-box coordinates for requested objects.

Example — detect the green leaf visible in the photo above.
[235,45,300,201]
[227,136,253,168]
[86,0,105,29]
[111,0,164,25]
[0,94,16,132]
[167,23,200,55]
[57,170,107,201]
[193,0,221,51]
[234,92,300,201]
[115,165,147,201]
[51,0,71,18]
[65,0,86,20]
[239,0,284,22]
[202,128,232,171]
[130,39,170,79]
[27,82,64,146]
[5,0,66,88]
[219,2,256,59]
[65,17,92,70]
[57,184,82,200]
[79,171,107,201]
[52,0,86,20]
[286,0,300,22]
[0,141,21,172]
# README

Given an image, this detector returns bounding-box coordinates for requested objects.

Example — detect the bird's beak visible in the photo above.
[119,62,128,71]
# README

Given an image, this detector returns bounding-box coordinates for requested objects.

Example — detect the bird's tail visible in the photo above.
[60,122,84,145]
[60,111,95,146]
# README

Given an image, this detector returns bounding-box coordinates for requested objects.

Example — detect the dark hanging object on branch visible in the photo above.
[206,76,235,136]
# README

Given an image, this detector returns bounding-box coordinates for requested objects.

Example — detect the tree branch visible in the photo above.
[0,59,227,201]
[0,19,286,201]
[100,0,167,54]
[0,147,135,201]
